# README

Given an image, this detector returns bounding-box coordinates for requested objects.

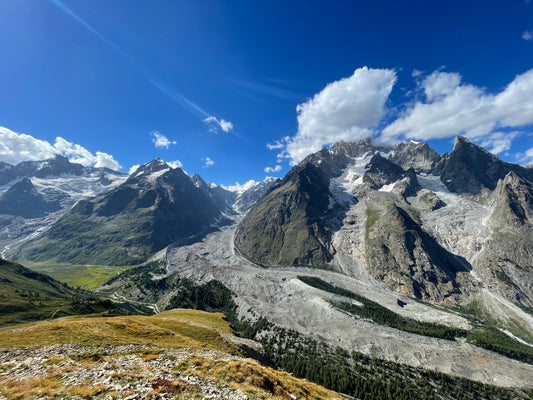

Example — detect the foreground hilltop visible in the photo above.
[0,309,342,400]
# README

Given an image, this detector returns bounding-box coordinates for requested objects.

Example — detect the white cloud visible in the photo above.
[523,30,533,41]
[479,131,521,155]
[381,68,533,148]
[422,71,462,101]
[264,165,282,173]
[151,131,176,149]
[203,157,214,167]
[223,179,257,193]
[278,67,397,165]
[516,147,533,165]
[203,116,234,133]
[0,126,121,170]
[166,160,183,169]
[266,137,289,150]
[411,69,423,78]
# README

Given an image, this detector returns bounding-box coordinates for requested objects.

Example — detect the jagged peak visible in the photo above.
[499,170,531,190]
[129,158,170,179]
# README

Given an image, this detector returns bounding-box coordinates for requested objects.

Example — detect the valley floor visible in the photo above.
[165,217,533,388]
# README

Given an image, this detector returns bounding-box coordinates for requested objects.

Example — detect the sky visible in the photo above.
[1,0,533,187]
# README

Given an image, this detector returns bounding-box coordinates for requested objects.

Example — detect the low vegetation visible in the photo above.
[0,259,127,327]
[21,260,133,290]
[175,354,343,400]
[0,309,239,353]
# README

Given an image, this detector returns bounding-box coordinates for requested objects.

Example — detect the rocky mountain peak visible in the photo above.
[440,136,533,194]
[16,155,86,178]
[390,140,441,173]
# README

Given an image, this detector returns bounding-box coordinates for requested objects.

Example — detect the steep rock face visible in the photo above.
[234,139,426,269]
[473,172,533,307]
[190,174,237,214]
[364,199,471,304]
[234,140,384,267]
[439,136,533,195]
[390,141,441,173]
[0,178,60,218]
[235,161,333,267]
[17,160,224,265]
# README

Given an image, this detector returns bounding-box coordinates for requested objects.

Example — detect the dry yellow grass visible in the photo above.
[176,355,344,400]
[2,375,63,400]
[0,308,239,354]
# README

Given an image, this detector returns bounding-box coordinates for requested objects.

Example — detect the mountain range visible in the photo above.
[1,137,533,397]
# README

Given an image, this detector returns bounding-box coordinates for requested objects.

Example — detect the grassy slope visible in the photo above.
[0,309,237,353]
[0,259,127,327]
[0,309,343,400]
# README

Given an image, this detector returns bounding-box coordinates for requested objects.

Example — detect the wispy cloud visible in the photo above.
[266,137,289,150]
[523,30,533,41]
[516,147,533,165]
[229,78,303,101]
[151,131,176,149]
[203,116,234,133]
[0,126,121,170]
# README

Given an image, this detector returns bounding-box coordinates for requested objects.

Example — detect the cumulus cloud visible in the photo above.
[422,71,462,101]
[203,116,234,133]
[203,157,214,167]
[523,30,533,41]
[277,67,397,165]
[381,68,533,148]
[264,165,282,173]
[411,69,423,78]
[0,126,121,170]
[223,179,257,193]
[151,131,176,149]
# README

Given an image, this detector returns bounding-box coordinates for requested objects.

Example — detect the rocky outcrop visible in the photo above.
[439,136,533,195]
[473,171,533,307]
[364,199,470,304]
[191,174,237,214]
[390,141,441,173]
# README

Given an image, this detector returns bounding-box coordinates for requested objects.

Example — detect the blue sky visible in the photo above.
[1,0,533,186]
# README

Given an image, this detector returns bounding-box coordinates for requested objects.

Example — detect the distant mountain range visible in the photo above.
[0,156,277,265]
